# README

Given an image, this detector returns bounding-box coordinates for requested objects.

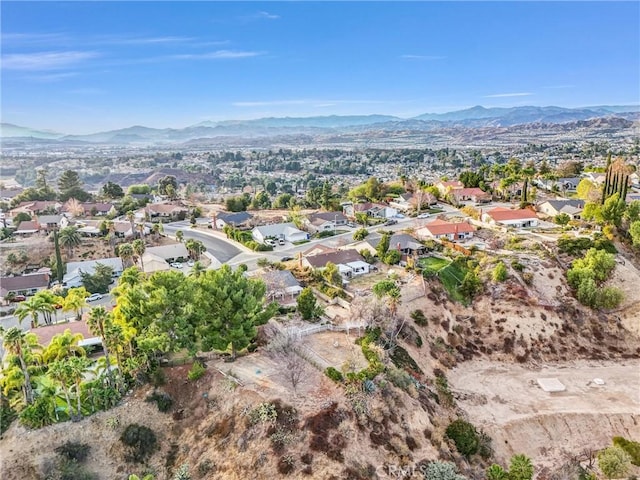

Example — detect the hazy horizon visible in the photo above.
[2,1,639,134]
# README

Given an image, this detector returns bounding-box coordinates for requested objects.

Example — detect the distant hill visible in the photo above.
[2,105,638,145]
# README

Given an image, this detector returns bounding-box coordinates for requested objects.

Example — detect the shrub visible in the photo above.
[172,464,191,480]
[325,367,344,383]
[386,367,414,391]
[352,228,369,241]
[410,309,428,326]
[492,262,508,282]
[384,249,402,265]
[146,391,173,413]
[613,437,640,466]
[445,419,479,457]
[187,361,206,381]
[435,373,455,408]
[55,442,91,462]
[120,424,158,463]
[248,403,278,424]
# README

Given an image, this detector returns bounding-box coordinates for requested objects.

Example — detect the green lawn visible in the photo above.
[419,256,468,304]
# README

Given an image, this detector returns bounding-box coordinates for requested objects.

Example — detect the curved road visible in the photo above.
[162,222,242,263]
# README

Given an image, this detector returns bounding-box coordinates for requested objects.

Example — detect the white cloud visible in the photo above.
[400,54,446,60]
[2,51,99,70]
[23,71,79,82]
[483,92,533,98]
[2,32,69,45]
[256,11,280,20]
[169,50,263,60]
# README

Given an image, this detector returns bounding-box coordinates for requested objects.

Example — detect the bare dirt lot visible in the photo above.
[448,359,640,468]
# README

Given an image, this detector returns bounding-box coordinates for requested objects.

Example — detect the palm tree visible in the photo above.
[58,226,82,257]
[151,223,162,241]
[185,238,205,260]
[15,296,46,328]
[126,211,136,238]
[32,290,62,325]
[43,329,86,363]
[62,287,89,322]
[189,261,206,278]
[87,307,115,384]
[0,327,36,404]
[175,230,184,243]
[118,243,134,268]
[47,359,74,416]
[132,239,146,271]
[67,356,90,417]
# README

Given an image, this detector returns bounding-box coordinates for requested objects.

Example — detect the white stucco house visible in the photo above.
[482,207,539,228]
[252,223,308,244]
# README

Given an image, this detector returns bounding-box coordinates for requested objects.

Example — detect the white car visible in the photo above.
[265,239,276,247]
[278,238,285,246]
[87,293,103,302]
[187,260,195,267]
[170,262,183,268]
[417,213,431,219]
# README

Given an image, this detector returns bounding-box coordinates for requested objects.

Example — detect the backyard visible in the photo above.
[419,256,469,304]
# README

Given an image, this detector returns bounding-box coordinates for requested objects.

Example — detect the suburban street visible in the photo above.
[162,222,242,263]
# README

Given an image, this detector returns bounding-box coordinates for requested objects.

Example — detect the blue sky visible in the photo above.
[2,1,639,134]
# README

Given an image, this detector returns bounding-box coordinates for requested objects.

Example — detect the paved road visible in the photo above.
[163,222,242,263]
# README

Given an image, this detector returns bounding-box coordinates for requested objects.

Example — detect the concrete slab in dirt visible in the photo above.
[537,377,566,392]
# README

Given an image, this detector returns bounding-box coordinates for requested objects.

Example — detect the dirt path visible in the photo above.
[448,359,640,468]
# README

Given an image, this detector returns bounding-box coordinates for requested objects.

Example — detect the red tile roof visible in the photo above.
[423,219,475,235]
[486,207,538,221]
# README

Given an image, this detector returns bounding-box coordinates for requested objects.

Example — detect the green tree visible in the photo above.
[195,266,276,359]
[624,201,640,224]
[12,212,32,225]
[372,279,401,316]
[630,220,640,247]
[58,170,91,202]
[323,262,343,287]
[508,454,534,480]
[598,446,632,479]
[132,239,146,271]
[175,230,184,243]
[185,238,205,260]
[63,287,89,321]
[118,243,135,268]
[0,327,36,404]
[486,464,509,480]
[48,359,75,416]
[492,262,508,282]
[460,269,482,299]
[352,228,369,241]
[81,263,114,294]
[601,193,626,227]
[58,226,82,257]
[297,287,322,321]
[576,178,600,201]
[15,295,51,328]
[384,249,401,265]
[87,306,117,383]
[101,181,124,199]
[554,213,571,226]
[158,175,178,198]
[376,233,391,259]
[43,329,86,363]
[445,419,479,457]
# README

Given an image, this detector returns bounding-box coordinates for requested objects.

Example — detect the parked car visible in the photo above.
[10,295,26,303]
[170,262,183,268]
[87,293,103,302]
[280,256,294,262]
[265,239,276,246]
[417,213,431,219]
[384,219,398,226]
[278,238,285,246]
[187,260,195,267]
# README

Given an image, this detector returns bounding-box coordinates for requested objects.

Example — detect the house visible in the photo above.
[482,207,539,228]
[416,219,476,241]
[305,212,349,234]
[303,249,370,279]
[252,223,308,244]
[490,181,524,199]
[302,244,336,257]
[537,199,585,219]
[112,221,135,238]
[0,188,24,202]
[342,202,398,219]
[80,203,116,217]
[75,220,102,237]
[36,214,69,232]
[11,201,61,217]
[366,233,428,256]
[259,270,304,301]
[30,321,101,349]
[535,177,581,192]
[140,252,171,274]
[435,180,464,196]
[146,243,190,263]
[15,220,40,235]
[583,172,607,185]
[214,211,253,230]
[449,187,491,205]
[146,203,188,221]
[389,192,437,212]
[64,258,124,288]
[1,272,50,299]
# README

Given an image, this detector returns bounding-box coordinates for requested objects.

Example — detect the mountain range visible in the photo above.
[2,105,638,145]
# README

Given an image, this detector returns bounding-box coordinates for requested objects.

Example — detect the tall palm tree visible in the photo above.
[87,306,115,384]
[132,239,146,272]
[32,290,62,325]
[0,327,36,404]
[126,211,136,239]
[58,226,82,257]
[175,230,184,243]
[151,223,162,241]
[185,238,205,260]
[67,356,90,417]
[15,296,46,328]
[47,359,74,416]
[118,243,134,268]
[43,329,86,363]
